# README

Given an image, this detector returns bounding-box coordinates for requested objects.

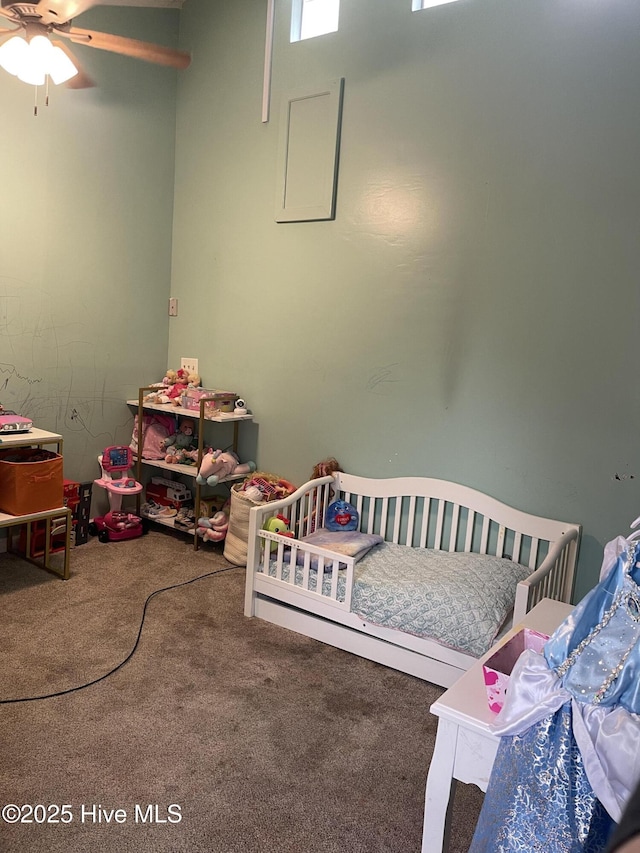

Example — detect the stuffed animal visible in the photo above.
[162,418,197,464]
[197,507,230,542]
[196,449,256,486]
[326,500,359,531]
[263,514,294,551]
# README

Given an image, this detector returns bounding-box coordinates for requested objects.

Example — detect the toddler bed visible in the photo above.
[244,473,581,687]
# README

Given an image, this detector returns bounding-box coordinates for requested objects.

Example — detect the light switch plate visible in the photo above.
[180,357,199,376]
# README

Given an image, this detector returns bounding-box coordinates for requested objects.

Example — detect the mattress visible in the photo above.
[263,542,530,656]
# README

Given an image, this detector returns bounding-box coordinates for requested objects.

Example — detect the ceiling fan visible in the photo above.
[0,0,190,92]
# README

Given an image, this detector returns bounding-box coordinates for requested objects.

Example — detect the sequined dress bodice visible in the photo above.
[544,542,640,712]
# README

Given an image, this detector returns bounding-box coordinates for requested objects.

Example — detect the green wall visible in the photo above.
[0,1,637,599]
[0,7,178,485]
[171,0,640,599]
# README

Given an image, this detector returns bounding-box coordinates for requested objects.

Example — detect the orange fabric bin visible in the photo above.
[0,447,64,515]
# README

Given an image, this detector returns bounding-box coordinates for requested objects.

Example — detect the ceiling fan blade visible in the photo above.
[0,6,18,22]
[68,26,191,70]
[33,0,102,26]
[0,28,17,44]
[51,39,95,88]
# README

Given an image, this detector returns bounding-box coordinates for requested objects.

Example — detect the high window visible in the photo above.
[412,0,461,9]
[291,0,340,42]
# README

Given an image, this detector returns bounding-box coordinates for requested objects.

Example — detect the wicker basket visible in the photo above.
[223,483,263,566]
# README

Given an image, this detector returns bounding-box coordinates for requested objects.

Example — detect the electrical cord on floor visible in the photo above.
[0,564,242,705]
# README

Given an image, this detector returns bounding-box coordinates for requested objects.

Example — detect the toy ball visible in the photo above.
[326,500,359,531]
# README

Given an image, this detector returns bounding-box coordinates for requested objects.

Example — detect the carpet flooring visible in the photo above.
[0,530,483,852]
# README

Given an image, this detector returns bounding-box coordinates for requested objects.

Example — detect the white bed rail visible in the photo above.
[245,476,336,616]
[256,527,356,610]
[244,473,581,620]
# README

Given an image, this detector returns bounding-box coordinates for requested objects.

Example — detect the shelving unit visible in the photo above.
[128,387,254,549]
[0,428,71,580]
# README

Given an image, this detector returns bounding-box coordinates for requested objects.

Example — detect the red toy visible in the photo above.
[89,445,146,543]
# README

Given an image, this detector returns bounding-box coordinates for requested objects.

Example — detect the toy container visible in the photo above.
[181,388,238,415]
[0,447,63,515]
[482,628,549,713]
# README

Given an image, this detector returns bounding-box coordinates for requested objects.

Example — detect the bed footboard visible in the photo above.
[513,527,581,623]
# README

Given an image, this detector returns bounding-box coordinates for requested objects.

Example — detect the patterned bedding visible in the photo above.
[263,542,530,657]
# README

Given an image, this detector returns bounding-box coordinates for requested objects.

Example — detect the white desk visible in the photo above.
[0,426,63,454]
[0,428,70,580]
[421,598,574,853]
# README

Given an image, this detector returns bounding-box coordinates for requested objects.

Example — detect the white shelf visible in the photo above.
[141,458,199,479]
[0,505,68,526]
[140,509,195,535]
[0,427,63,448]
[138,457,248,484]
[126,400,253,424]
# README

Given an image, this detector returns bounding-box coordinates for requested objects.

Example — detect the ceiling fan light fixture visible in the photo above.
[0,32,78,86]
[21,34,52,84]
[0,34,29,77]
[48,45,78,84]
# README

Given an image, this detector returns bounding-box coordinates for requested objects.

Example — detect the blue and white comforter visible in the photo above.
[263,542,530,657]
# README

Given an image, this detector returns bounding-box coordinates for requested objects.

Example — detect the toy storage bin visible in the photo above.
[181,389,238,415]
[0,447,63,515]
[223,483,264,566]
[482,628,549,713]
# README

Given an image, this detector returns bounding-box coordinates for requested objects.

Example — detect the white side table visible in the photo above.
[0,428,70,580]
[421,597,573,853]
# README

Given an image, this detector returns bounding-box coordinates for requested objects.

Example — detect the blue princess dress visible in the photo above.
[469,535,640,853]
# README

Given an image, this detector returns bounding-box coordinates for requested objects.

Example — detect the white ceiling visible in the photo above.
[100,1,184,8]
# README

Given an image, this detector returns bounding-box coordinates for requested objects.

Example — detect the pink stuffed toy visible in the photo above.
[197,510,229,542]
[196,449,256,486]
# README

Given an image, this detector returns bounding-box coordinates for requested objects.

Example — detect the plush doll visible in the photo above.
[145,369,183,405]
[162,418,197,464]
[167,368,190,404]
[307,457,343,532]
[196,449,256,486]
[144,389,172,405]
[263,514,294,551]
[311,457,343,480]
[197,508,230,542]
[326,500,359,531]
